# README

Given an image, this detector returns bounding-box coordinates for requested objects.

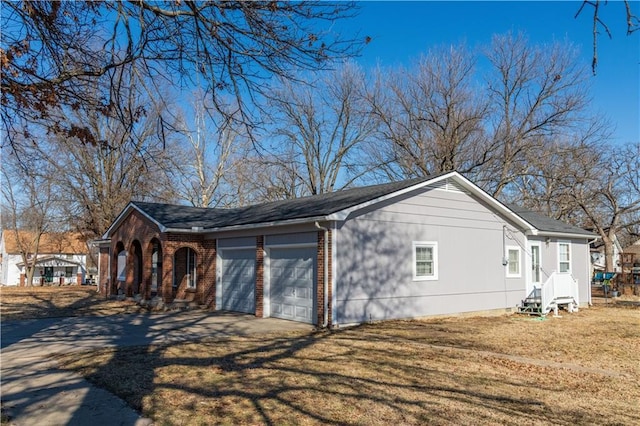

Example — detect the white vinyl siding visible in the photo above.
[413,242,438,281]
[506,246,521,278]
[558,241,571,273]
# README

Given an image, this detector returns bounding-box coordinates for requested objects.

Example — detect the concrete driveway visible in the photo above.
[1,311,312,425]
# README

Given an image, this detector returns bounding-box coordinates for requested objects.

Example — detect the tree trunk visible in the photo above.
[603,238,615,273]
[25,264,36,286]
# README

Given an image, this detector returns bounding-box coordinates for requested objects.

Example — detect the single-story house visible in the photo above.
[0,230,89,286]
[98,171,597,326]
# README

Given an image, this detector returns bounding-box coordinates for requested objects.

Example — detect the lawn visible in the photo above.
[0,286,147,320]
[53,305,640,425]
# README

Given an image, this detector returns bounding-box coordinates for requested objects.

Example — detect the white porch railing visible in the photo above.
[540,272,579,314]
[35,277,78,285]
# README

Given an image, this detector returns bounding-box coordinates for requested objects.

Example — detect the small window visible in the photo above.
[117,251,127,281]
[65,267,74,277]
[187,249,197,289]
[66,254,74,260]
[413,242,438,281]
[559,242,571,273]
[506,246,521,278]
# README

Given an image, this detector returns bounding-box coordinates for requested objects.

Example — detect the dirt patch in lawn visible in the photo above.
[54,306,640,425]
[0,286,148,320]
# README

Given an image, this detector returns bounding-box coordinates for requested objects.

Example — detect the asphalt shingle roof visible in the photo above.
[132,176,431,230]
[128,174,595,238]
[506,204,596,237]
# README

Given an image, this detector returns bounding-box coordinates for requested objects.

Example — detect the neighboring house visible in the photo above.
[0,231,88,286]
[589,231,623,273]
[98,171,596,326]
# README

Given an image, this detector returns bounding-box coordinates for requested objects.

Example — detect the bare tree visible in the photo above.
[576,143,640,271]
[365,44,489,181]
[575,0,639,73]
[264,62,377,195]
[228,149,307,204]
[166,94,250,208]
[30,68,176,243]
[1,1,363,149]
[1,153,62,286]
[480,32,592,198]
[507,117,612,218]
[516,141,640,271]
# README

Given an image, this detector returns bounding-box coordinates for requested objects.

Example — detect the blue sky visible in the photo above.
[337,1,639,145]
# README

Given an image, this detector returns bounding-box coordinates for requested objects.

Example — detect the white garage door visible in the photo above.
[221,249,255,314]
[270,247,316,323]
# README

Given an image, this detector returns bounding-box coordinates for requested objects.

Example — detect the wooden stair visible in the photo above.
[517,296,543,316]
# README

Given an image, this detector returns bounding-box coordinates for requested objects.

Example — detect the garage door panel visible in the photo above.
[221,249,255,314]
[270,247,316,323]
[295,287,312,300]
[295,306,310,319]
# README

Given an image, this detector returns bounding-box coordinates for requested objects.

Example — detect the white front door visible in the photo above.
[528,242,541,297]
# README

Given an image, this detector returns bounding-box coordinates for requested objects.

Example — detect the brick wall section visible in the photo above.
[173,247,188,299]
[316,230,324,327]
[19,273,25,287]
[98,246,110,295]
[255,236,264,317]
[327,228,333,326]
[162,234,204,303]
[316,229,333,328]
[109,210,214,306]
[110,210,162,298]
[201,239,217,308]
[76,273,82,286]
[107,210,217,306]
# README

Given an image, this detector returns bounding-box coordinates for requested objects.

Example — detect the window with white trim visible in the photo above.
[558,241,571,273]
[506,246,521,278]
[413,242,438,280]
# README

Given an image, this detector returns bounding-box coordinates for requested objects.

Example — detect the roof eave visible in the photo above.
[89,239,112,247]
[102,202,167,239]
[535,230,600,240]
[16,256,84,268]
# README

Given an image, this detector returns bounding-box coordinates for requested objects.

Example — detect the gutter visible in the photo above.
[314,221,329,328]
[533,231,600,240]
[162,215,330,235]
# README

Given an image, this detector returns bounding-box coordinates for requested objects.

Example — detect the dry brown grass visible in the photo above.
[0,286,147,320]
[55,306,640,425]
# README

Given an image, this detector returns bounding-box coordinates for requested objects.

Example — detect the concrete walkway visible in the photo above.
[1,311,312,425]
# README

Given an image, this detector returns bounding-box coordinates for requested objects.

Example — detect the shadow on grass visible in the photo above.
[58,321,640,426]
[0,287,147,323]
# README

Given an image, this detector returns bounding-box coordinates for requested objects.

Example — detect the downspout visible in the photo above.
[107,244,112,297]
[587,237,599,307]
[502,226,508,308]
[315,222,329,328]
[97,245,101,292]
